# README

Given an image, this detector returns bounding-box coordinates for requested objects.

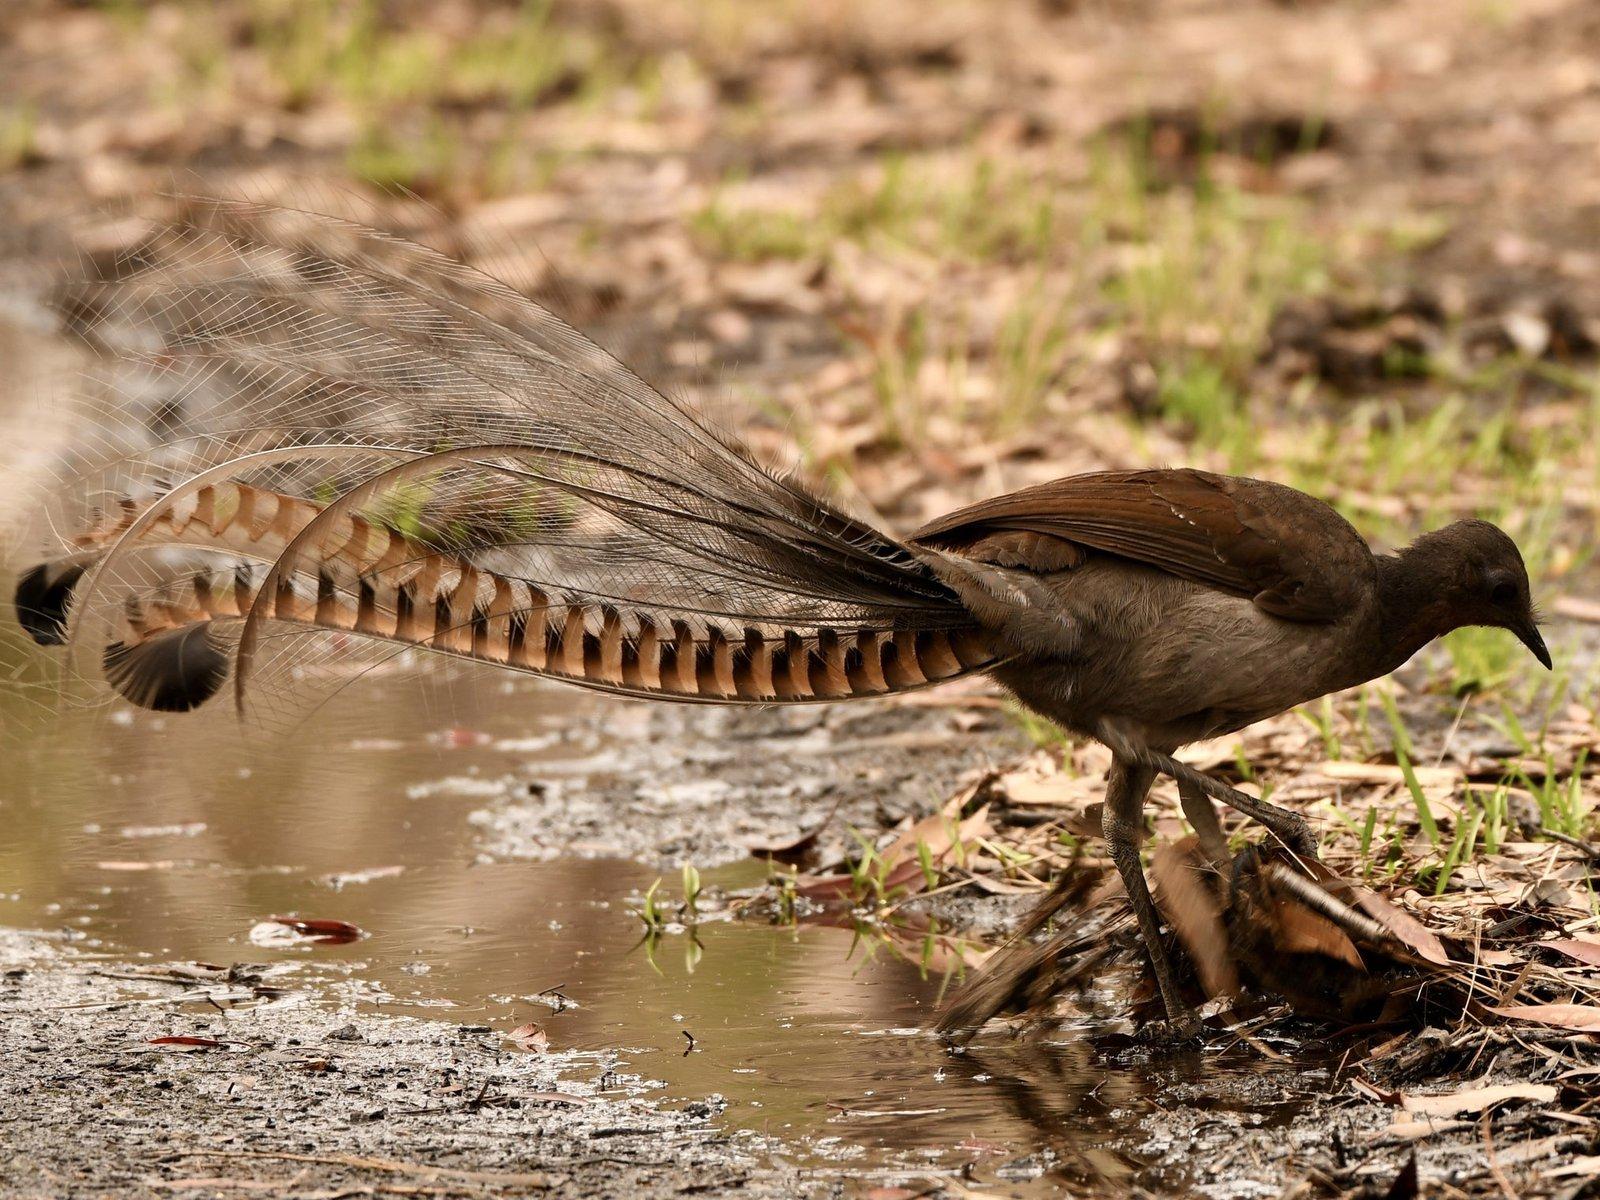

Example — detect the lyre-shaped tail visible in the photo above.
[16,197,998,720]
[34,477,995,713]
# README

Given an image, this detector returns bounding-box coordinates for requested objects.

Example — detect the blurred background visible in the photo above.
[2,1,1597,653]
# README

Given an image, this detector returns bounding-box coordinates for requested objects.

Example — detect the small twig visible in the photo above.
[1480,1110,1523,1200]
[465,1076,494,1111]
[1539,828,1600,860]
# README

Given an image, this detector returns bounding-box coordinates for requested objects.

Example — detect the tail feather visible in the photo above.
[14,555,94,645]
[103,625,230,713]
[56,477,996,711]
[19,198,999,719]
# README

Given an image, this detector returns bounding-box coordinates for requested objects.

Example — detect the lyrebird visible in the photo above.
[13,199,1547,1026]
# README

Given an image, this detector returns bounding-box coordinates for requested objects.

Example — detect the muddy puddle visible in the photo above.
[0,318,1333,1196]
[0,665,1339,1195]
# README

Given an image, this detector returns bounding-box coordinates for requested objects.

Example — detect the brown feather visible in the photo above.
[911,467,1373,623]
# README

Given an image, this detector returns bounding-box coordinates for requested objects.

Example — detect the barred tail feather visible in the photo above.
[16,197,998,724]
[26,476,995,716]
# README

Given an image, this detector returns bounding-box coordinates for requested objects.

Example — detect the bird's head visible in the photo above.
[1406,519,1549,669]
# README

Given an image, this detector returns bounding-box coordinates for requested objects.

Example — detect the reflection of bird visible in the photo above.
[13,199,1549,1027]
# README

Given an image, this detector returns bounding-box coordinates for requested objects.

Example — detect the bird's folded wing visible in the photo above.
[909,467,1371,623]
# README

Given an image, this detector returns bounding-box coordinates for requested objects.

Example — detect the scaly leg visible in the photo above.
[1138,748,1317,861]
[1102,756,1193,1029]
[1178,776,1231,869]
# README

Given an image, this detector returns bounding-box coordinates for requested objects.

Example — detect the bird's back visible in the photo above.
[913,468,1381,749]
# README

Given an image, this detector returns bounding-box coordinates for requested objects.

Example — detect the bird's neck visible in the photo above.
[1372,549,1457,671]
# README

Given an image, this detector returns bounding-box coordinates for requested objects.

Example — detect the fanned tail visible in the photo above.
[16,197,997,722]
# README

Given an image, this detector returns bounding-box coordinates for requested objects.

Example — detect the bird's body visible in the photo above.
[910,470,1379,752]
[992,561,1368,751]
[11,200,1549,1029]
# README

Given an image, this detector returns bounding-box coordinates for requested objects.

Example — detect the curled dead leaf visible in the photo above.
[506,1022,550,1052]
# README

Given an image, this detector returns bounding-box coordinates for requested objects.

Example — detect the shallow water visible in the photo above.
[0,671,1323,1194]
[0,318,1310,1195]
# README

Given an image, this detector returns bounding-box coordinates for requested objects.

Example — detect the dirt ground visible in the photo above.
[0,931,793,1200]
[4,0,1600,1196]
[4,684,1597,1199]
[3,930,1587,1200]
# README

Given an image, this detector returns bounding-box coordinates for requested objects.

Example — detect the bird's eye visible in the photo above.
[1490,580,1517,606]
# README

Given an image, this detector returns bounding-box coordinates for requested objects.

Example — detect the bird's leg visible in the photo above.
[1139,749,1317,861]
[1177,777,1231,869]
[1102,757,1193,1030]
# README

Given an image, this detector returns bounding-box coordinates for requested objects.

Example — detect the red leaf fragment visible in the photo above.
[267,915,365,944]
[148,1036,231,1050]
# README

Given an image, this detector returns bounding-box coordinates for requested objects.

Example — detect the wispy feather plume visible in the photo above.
[17,197,995,731]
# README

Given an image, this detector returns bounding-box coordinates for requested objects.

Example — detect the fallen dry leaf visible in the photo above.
[747,794,846,867]
[263,915,365,944]
[1303,860,1452,967]
[525,1090,587,1105]
[1378,1118,1473,1142]
[1542,938,1600,968]
[1151,840,1239,999]
[1269,886,1364,968]
[1319,761,1460,788]
[877,787,992,889]
[506,1022,549,1052]
[1400,1081,1557,1117]
[147,1036,235,1051]
[1487,1003,1600,1031]
[797,783,991,900]
[1548,1155,1600,1179]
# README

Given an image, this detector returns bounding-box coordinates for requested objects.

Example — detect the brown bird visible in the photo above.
[13,200,1549,1027]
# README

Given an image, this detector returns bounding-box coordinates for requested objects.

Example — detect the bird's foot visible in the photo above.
[1135,1012,1205,1048]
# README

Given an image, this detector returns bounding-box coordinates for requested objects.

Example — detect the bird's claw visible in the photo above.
[1136,1013,1205,1047]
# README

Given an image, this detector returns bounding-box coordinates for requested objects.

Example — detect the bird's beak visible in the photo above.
[1514,621,1553,670]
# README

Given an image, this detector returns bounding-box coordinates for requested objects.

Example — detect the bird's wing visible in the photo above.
[909,468,1372,623]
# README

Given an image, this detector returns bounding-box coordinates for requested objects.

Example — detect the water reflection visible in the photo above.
[0,321,1297,1193]
[1,670,1322,1192]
